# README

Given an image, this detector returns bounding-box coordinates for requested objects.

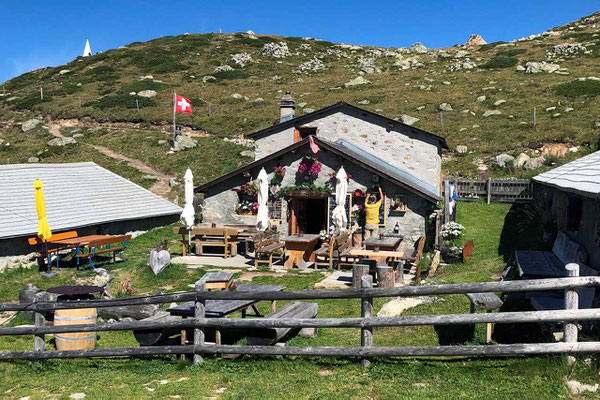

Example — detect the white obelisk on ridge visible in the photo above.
[83,40,92,57]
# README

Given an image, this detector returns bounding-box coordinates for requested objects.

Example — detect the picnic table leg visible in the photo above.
[486,310,492,343]
[180,316,188,361]
[271,300,277,313]
[241,308,247,318]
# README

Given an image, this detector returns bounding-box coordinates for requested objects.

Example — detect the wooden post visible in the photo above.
[352,264,370,288]
[486,178,492,205]
[361,275,373,368]
[377,266,394,288]
[564,263,579,365]
[533,107,536,129]
[443,179,450,223]
[136,98,139,111]
[34,293,45,354]
[193,281,206,365]
[40,87,43,100]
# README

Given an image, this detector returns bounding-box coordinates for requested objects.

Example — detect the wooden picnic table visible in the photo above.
[47,235,116,269]
[364,236,402,251]
[166,283,285,348]
[348,249,405,286]
[283,234,320,269]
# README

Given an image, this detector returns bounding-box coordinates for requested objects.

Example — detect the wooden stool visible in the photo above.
[465,292,503,343]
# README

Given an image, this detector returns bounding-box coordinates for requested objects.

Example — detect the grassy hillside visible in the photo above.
[1,11,599,182]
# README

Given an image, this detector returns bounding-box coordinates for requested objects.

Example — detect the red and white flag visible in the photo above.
[175,94,192,114]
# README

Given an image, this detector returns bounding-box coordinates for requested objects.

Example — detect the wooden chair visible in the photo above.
[76,235,131,270]
[399,235,426,284]
[173,227,239,258]
[462,240,474,263]
[314,235,337,269]
[254,232,285,268]
[337,231,362,270]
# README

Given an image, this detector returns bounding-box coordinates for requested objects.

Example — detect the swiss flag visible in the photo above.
[175,94,192,114]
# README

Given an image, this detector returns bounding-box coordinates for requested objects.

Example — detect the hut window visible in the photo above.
[566,195,583,232]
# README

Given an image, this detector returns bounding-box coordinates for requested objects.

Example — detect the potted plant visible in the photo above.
[440,221,465,263]
[235,200,256,215]
[298,156,322,181]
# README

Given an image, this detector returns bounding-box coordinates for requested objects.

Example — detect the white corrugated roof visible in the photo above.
[0,162,182,239]
[533,151,600,198]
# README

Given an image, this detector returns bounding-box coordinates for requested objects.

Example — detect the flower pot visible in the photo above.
[441,247,463,263]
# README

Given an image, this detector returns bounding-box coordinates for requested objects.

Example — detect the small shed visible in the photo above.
[532,150,600,269]
[0,162,182,256]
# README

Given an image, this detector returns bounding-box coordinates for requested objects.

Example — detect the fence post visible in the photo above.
[486,178,492,204]
[360,275,373,368]
[193,281,206,365]
[33,293,45,369]
[564,263,579,365]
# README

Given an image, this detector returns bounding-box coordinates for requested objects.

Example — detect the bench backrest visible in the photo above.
[253,231,277,249]
[415,235,426,264]
[28,230,78,246]
[94,235,132,248]
[552,231,588,266]
[336,231,352,252]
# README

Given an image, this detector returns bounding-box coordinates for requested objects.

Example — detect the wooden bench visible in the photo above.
[254,232,285,268]
[173,227,239,259]
[515,231,588,278]
[314,234,339,269]
[28,230,78,267]
[76,235,131,270]
[196,271,235,290]
[246,302,319,345]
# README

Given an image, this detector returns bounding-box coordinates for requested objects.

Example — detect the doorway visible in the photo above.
[289,196,328,234]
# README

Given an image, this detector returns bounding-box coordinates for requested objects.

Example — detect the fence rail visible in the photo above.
[0,266,598,365]
[444,178,534,204]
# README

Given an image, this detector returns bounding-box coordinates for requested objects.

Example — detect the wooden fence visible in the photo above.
[0,265,599,366]
[444,178,534,204]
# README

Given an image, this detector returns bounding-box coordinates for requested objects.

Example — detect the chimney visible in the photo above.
[280,91,295,123]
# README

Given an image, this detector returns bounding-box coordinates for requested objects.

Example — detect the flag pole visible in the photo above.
[173,91,176,144]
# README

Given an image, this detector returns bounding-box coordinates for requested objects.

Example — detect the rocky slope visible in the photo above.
[1,11,599,183]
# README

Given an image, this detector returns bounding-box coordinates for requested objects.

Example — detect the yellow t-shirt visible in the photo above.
[364,200,382,224]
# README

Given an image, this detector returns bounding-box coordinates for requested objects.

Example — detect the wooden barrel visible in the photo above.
[54,308,97,350]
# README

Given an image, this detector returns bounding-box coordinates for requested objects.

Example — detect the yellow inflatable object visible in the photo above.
[34,179,52,242]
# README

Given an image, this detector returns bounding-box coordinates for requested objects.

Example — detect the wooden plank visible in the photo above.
[3,278,600,312]
[348,249,404,258]
[246,302,319,345]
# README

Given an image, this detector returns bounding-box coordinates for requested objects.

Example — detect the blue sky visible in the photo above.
[1,1,598,83]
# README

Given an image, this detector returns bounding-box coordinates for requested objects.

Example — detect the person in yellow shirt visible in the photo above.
[364,186,383,239]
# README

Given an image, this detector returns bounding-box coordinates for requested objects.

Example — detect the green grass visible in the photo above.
[481,55,519,69]
[0,202,599,398]
[555,79,600,98]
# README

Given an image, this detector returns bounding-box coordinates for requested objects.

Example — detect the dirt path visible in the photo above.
[47,119,175,197]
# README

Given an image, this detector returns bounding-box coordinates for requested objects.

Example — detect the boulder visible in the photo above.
[483,110,502,117]
[261,41,290,58]
[475,95,486,103]
[410,42,427,54]
[213,65,234,74]
[566,380,598,395]
[231,93,244,99]
[344,76,371,87]
[456,145,468,154]
[149,250,171,275]
[27,157,39,163]
[524,156,546,170]
[525,61,560,74]
[465,34,487,47]
[99,290,163,320]
[231,52,253,68]
[173,135,198,151]
[47,137,77,147]
[299,58,325,73]
[22,119,41,132]
[438,103,453,112]
[400,114,419,126]
[595,119,600,128]
[202,75,216,83]
[493,99,506,106]
[454,50,469,58]
[357,57,381,74]
[495,154,515,168]
[515,153,530,169]
[19,284,59,319]
[58,69,71,75]
[137,90,157,98]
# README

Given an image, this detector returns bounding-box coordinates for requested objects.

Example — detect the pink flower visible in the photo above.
[120,281,125,286]
[127,277,132,282]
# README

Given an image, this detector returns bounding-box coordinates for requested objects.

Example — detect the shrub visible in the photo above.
[84,65,118,82]
[52,84,83,96]
[481,55,518,69]
[496,48,527,57]
[478,41,507,51]
[11,93,52,110]
[235,35,276,48]
[555,79,600,97]
[119,79,167,94]
[213,69,248,80]
[86,94,156,109]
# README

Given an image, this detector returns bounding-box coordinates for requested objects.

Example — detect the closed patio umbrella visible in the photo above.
[180,168,195,252]
[256,168,269,232]
[34,179,54,277]
[331,167,348,233]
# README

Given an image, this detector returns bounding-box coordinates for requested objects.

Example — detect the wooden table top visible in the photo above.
[167,284,286,318]
[364,236,403,248]
[48,234,114,246]
[348,249,404,258]
[284,234,320,244]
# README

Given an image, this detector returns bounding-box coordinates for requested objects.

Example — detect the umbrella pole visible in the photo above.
[41,241,56,278]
